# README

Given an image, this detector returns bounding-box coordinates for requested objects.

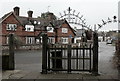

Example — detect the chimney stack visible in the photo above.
[27,10,33,17]
[13,6,20,16]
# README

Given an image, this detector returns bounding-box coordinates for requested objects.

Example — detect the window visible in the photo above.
[61,37,68,44]
[38,21,41,24]
[26,28,31,31]
[6,24,17,31]
[26,37,34,44]
[49,37,55,44]
[6,36,9,44]
[34,21,37,24]
[25,25,34,32]
[36,39,40,44]
[47,27,54,32]
[62,28,68,33]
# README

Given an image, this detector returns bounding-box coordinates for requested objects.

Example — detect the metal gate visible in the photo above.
[47,44,93,73]
[41,32,98,74]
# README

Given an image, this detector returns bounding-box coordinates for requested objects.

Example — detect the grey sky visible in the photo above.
[0,0,119,31]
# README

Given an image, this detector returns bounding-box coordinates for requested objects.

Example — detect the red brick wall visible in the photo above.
[2,14,23,36]
[2,13,24,45]
[1,13,42,45]
[47,22,75,43]
[2,14,17,44]
[57,23,75,37]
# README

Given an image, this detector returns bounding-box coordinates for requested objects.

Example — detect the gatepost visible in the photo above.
[41,33,48,74]
[92,32,99,75]
[9,34,15,70]
[67,44,71,73]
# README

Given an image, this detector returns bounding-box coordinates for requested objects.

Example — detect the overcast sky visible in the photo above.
[0,0,120,31]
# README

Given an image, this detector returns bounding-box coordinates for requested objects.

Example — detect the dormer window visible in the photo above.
[38,21,41,24]
[6,24,17,31]
[47,26,54,32]
[34,21,37,24]
[25,25,34,32]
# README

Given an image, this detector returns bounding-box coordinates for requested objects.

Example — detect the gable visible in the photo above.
[1,12,22,25]
[1,12,23,34]
[3,13,19,24]
[54,21,75,37]
[61,20,76,36]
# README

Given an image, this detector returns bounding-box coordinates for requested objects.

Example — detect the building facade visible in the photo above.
[0,7,76,50]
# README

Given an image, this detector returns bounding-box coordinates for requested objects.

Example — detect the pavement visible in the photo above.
[1,42,120,81]
[1,70,119,80]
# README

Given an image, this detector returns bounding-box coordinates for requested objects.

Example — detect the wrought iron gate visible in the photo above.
[47,44,93,73]
[41,32,98,74]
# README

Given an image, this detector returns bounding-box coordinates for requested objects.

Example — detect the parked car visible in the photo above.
[106,39,112,44]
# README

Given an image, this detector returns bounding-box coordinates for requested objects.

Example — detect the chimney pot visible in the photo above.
[13,6,20,16]
[27,10,33,17]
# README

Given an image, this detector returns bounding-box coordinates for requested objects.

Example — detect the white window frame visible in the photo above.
[25,25,34,32]
[49,37,55,44]
[26,37,34,44]
[6,24,17,31]
[62,28,68,33]
[6,36,9,44]
[47,26,54,32]
[36,39,40,44]
[61,37,68,44]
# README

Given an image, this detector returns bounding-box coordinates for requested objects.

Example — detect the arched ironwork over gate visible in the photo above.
[59,7,91,30]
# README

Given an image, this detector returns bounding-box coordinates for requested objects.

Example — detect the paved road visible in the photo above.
[15,50,42,72]
[98,42,118,77]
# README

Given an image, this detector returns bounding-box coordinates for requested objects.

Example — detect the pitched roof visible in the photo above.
[17,16,53,31]
[0,11,50,30]
[49,19,76,36]
[0,12,13,23]
[63,19,76,36]
[0,12,22,25]
[75,29,85,37]
[2,12,12,20]
[0,11,76,36]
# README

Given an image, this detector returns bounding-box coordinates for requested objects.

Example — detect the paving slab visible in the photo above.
[2,70,21,79]
[21,71,41,79]
[8,71,30,79]
[96,74,115,79]
[82,74,99,79]
[67,73,82,79]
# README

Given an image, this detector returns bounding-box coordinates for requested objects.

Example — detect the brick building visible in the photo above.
[0,7,76,49]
